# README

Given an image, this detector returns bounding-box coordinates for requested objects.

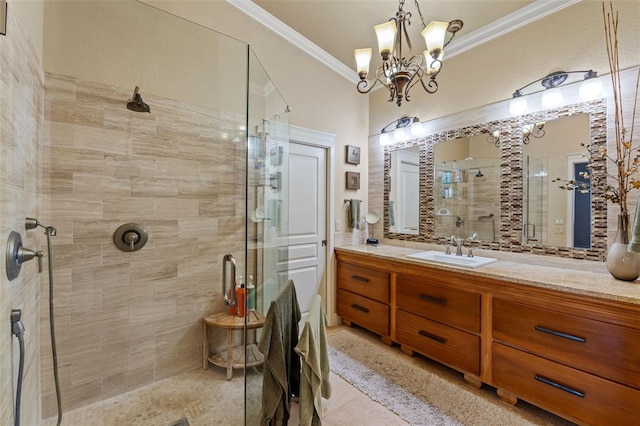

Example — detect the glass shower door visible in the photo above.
[245,47,290,424]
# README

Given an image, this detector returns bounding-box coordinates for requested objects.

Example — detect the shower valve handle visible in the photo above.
[18,247,44,273]
[123,231,139,251]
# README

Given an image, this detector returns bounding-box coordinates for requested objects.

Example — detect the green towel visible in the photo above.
[258,280,301,425]
[295,295,331,426]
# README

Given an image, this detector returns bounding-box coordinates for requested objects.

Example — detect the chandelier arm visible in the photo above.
[443,32,457,48]
[404,71,425,98]
[427,57,443,78]
[418,74,439,94]
[402,13,413,58]
[356,79,378,94]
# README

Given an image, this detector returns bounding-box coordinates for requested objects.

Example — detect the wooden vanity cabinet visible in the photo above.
[336,261,390,338]
[334,248,640,425]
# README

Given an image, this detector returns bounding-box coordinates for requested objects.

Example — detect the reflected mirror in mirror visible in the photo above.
[522,113,591,248]
[389,147,420,234]
[433,134,501,242]
[365,211,380,245]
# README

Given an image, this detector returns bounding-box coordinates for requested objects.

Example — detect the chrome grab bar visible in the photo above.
[222,254,236,308]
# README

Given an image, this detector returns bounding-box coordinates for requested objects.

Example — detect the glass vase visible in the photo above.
[606,212,640,281]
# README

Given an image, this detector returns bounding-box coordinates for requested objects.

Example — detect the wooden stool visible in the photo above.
[202,310,265,380]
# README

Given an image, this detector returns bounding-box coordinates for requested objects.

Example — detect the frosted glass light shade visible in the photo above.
[393,127,408,142]
[379,132,392,145]
[579,77,603,100]
[541,87,563,108]
[423,50,443,75]
[354,48,372,77]
[410,121,424,137]
[509,96,528,116]
[374,21,397,59]
[421,21,448,57]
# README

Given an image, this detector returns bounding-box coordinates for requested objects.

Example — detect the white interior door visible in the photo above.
[287,143,327,321]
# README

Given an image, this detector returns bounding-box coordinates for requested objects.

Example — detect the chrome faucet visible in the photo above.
[451,235,463,256]
[467,233,478,257]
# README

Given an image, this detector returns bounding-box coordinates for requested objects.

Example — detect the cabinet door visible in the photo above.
[493,298,640,389]
[493,342,640,425]
[337,262,389,303]
[396,273,480,333]
[337,289,389,336]
[396,310,480,375]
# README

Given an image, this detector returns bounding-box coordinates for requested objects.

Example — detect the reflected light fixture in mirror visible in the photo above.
[484,129,500,147]
[509,70,603,116]
[379,116,425,145]
[522,121,546,144]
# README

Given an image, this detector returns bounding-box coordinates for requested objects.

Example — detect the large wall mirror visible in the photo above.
[383,99,607,261]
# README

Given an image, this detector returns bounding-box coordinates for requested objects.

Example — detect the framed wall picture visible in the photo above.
[346,171,360,190]
[346,145,361,165]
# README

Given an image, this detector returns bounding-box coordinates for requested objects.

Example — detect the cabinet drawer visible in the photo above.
[396,273,480,333]
[396,310,480,375]
[493,298,640,389]
[337,289,389,336]
[493,342,640,425]
[337,262,389,303]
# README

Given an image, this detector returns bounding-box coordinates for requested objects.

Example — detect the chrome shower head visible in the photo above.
[126,86,150,113]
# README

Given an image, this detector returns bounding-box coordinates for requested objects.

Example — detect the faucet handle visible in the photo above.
[468,232,478,241]
[467,246,475,258]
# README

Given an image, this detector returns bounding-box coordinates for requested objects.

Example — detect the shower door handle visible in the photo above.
[222,254,237,308]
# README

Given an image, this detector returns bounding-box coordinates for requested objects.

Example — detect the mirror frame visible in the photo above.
[383,98,607,261]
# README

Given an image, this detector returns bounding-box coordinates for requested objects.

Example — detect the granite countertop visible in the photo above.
[335,242,640,305]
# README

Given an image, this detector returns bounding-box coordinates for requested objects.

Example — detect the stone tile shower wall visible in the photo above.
[42,73,246,415]
[0,8,44,426]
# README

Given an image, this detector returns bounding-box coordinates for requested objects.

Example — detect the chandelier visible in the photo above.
[354,0,462,106]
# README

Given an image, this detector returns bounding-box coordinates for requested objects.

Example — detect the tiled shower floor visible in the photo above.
[41,366,405,426]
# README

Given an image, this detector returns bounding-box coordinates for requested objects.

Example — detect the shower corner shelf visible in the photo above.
[202,310,265,380]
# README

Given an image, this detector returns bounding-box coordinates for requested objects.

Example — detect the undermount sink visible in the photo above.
[406,250,497,269]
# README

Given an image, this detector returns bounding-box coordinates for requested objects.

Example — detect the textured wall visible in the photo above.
[0,2,44,425]
[41,73,246,416]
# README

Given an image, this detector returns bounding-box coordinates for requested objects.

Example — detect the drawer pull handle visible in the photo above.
[534,375,585,398]
[419,293,447,306]
[418,330,447,344]
[351,275,370,283]
[351,304,370,314]
[534,326,586,343]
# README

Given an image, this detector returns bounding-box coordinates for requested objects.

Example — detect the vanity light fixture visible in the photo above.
[509,70,603,116]
[379,116,424,145]
[355,0,463,107]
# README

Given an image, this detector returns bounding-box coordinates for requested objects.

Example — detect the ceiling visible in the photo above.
[232,0,579,83]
